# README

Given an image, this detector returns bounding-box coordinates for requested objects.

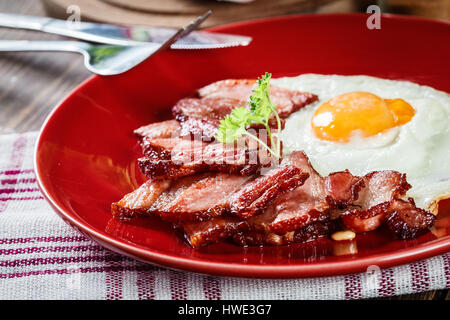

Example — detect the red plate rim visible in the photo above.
[206,11,450,33]
[34,13,450,278]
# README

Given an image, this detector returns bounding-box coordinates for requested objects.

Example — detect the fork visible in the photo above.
[0,11,211,76]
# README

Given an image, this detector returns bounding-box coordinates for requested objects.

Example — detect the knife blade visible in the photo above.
[0,12,252,49]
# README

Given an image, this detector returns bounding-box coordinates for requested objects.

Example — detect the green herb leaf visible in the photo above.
[249,72,275,123]
[215,73,282,158]
[216,107,251,143]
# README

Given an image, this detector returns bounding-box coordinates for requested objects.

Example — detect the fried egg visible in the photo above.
[274,74,450,214]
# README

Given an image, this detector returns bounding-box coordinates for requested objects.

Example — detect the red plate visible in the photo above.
[35,14,450,278]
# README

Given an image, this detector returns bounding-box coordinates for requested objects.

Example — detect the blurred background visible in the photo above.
[0,0,448,134]
[40,0,449,27]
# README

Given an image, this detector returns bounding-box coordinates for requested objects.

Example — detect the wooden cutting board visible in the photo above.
[41,0,355,28]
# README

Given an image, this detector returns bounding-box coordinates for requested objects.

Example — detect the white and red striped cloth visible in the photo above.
[0,131,449,300]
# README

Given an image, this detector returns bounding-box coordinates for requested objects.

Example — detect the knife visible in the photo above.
[0,12,252,49]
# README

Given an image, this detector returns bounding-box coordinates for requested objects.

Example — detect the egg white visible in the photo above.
[274,74,450,213]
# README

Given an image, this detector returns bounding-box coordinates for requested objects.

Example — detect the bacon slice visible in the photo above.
[354,171,411,210]
[177,117,286,142]
[342,197,435,237]
[111,179,171,219]
[197,79,318,118]
[118,154,310,224]
[139,136,209,160]
[231,152,365,236]
[341,202,391,233]
[189,155,406,241]
[231,231,290,246]
[341,171,411,232]
[112,175,202,220]
[178,217,248,248]
[116,156,434,247]
[324,170,365,208]
[138,137,272,180]
[134,119,180,141]
[231,220,337,246]
[182,217,337,248]
[229,166,309,219]
[172,81,317,140]
[172,97,285,141]
[385,198,436,239]
[228,151,310,219]
[292,219,338,243]
[261,156,365,235]
[172,97,239,122]
[197,79,256,99]
[197,156,322,241]
[250,152,330,235]
[180,211,335,248]
[178,118,220,141]
[155,173,250,222]
[112,173,251,223]
[172,98,241,141]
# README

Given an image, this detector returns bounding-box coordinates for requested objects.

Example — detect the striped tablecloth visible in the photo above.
[1,131,449,300]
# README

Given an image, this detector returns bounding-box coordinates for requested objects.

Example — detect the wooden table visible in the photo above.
[0,0,448,300]
[0,1,91,134]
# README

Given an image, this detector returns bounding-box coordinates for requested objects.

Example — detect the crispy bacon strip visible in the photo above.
[114,156,435,247]
[181,217,337,248]
[171,98,241,141]
[178,118,220,141]
[172,81,317,140]
[116,154,310,224]
[355,171,411,209]
[385,198,436,239]
[231,231,289,246]
[155,173,251,222]
[180,155,418,244]
[228,152,310,219]
[112,173,251,223]
[231,220,337,246]
[176,117,286,142]
[253,152,331,235]
[181,214,337,248]
[341,171,411,232]
[172,97,286,141]
[111,179,171,219]
[178,217,248,248]
[229,166,309,219]
[134,119,180,141]
[341,202,391,233]
[197,79,319,118]
[175,152,368,244]
[342,197,436,237]
[172,97,239,122]
[197,79,256,98]
[139,137,208,160]
[138,136,273,180]
[324,170,365,208]
[292,219,338,243]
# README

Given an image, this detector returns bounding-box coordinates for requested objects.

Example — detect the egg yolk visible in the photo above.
[311,92,415,142]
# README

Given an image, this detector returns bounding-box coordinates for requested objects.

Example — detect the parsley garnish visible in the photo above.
[216,72,281,158]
